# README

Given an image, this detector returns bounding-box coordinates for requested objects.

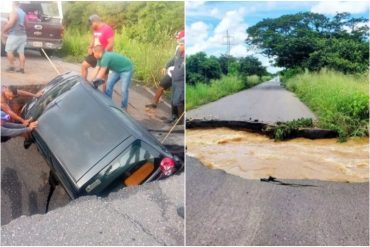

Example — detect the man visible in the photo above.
[1,111,38,143]
[2,1,27,73]
[146,30,184,110]
[170,34,185,124]
[1,85,42,125]
[92,45,134,110]
[81,15,114,81]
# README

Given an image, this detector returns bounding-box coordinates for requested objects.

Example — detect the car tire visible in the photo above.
[1,42,6,57]
[40,49,55,57]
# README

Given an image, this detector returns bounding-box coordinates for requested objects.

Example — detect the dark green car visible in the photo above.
[21,72,182,199]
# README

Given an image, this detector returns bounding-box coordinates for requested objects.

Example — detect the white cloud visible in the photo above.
[311,1,369,15]
[186,1,206,9]
[188,7,249,57]
[210,8,220,18]
[208,8,248,57]
[186,21,210,55]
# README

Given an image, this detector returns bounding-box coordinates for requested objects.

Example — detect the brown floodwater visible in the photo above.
[187,128,369,182]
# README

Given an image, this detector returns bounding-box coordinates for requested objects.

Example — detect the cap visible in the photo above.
[176,31,184,40]
[88,14,101,24]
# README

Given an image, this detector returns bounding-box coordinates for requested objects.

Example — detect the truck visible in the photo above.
[1,1,64,56]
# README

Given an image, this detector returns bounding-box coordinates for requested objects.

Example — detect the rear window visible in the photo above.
[20,1,60,18]
[27,77,78,119]
[84,140,162,195]
[40,2,59,17]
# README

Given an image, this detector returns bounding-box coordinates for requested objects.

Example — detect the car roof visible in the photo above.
[36,73,166,184]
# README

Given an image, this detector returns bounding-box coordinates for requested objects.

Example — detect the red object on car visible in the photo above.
[160,157,175,176]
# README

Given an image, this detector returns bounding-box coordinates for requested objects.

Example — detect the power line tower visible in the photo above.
[225,30,231,57]
[223,30,234,73]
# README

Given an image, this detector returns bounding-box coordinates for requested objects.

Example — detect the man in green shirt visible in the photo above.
[92,45,133,110]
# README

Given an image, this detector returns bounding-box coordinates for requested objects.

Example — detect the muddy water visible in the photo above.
[187,128,369,182]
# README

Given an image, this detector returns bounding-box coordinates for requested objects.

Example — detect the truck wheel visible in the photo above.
[40,49,55,57]
[1,42,6,57]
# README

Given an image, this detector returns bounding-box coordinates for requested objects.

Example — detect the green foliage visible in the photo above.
[280,67,305,82]
[247,12,369,74]
[186,75,265,110]
[186,52,222,85]
[238,56,267,85]
[285,70,369,140]
[58,1,183,85]
[186,53,269,85]
[62,1,183,42]
[272,118,313,141]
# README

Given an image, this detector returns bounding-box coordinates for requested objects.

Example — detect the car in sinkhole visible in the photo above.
[21,71,183,199]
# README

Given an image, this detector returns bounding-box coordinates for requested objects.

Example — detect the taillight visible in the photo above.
[61,26,64,39]
[160,157,175,176]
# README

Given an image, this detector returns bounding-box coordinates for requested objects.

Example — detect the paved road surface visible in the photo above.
[186,156,369,246]
[187,78,316,124]
[1,174,184,246]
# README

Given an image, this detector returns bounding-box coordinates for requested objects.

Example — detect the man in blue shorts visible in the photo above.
[2,1,27,73]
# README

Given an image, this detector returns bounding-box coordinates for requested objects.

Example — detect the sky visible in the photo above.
[186,0,370,73]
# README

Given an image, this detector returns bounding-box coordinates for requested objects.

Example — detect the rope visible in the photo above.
[161,111,185,144]
[41,48,61,75]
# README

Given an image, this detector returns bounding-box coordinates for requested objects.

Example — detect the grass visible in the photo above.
[285,69,369,141]
[57,28,176,86]
[186,75,265,110]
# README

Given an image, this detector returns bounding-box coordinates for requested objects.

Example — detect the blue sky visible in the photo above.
[186,0,370,73]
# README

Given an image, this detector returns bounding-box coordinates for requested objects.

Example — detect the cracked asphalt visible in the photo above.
[186,156,369,246]
[1,174,184,245]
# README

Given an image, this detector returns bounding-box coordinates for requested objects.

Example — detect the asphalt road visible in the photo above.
[187,78,316,124]
[1,50,184,233]
[1,174,184,245]
[1,138,70,226]
[186,156,369,246]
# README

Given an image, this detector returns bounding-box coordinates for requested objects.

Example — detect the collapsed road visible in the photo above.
[1,50,184,244]
[2,174,184,246]
[186,156,369,246]
[185,78,368,245]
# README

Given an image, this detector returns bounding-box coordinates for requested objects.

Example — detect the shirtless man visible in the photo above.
[1,85,42,125]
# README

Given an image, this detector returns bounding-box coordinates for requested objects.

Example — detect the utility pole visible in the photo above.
[223,30,233,74]
[226,30,231,57]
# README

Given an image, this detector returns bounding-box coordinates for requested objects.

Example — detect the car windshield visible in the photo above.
[28,77,78,119]
[84,140,162,195]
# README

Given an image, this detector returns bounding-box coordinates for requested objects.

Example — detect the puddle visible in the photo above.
[186,128,369,182]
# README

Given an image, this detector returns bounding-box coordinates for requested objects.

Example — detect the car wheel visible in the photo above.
[40,49,55,57]
[1,42,6,57]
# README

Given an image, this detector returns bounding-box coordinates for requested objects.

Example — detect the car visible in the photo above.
[1,1,64,56]
[21,72,183,199]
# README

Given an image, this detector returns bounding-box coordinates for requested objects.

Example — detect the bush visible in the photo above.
[186,74,265,110]
[57,28,176,85]
[285,69,369,140]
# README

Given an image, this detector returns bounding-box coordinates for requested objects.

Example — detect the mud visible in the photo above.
[186,128,369,182]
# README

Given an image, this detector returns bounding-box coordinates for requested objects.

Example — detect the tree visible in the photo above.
[238,56,267,78]
[246,12,369,74]
[218,55,237,75]
[186,52,222,85]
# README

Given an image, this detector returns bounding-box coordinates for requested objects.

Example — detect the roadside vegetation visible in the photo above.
[285,70,368,141]
[247,12,369,140]
[57,1,183,85]
[186,53,271,110]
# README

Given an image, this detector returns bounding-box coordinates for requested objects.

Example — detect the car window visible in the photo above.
[84,140,161,195]
[40,2,59,17]
[28,77,79,119]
